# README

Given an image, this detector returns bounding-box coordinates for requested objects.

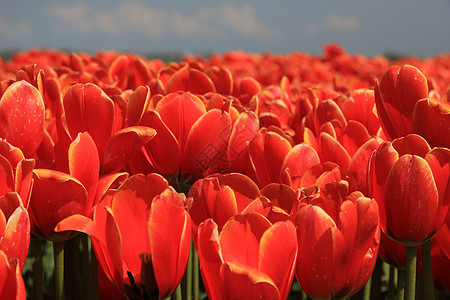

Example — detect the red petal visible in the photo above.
[156,92,206,155]
[259,220,297,299]
[221,262,280,300]
[318,132,351,171]
[205,66,233,95]
[0,251,26,299]
[384,155,439,244]
[1,206,30,270]
[148,189,191,298]
[220,213,271,269]
[260,183,296,214]
[413,98,450,149]
[140,110,181,175]
[29,169,88,242]
[167,66,216,95]
[125,86,151,127]
[281,143,320,190]
[215,173,261,213]
[111,174,168,276]
[68,132,99,209]
[392,134,431,158]
[63,84,115,163]
[295,205,336,299]
[227,111,260,172]
[182,109,232,177]
[0,155,14,196]
[0,80,45,157]
[397,65,428,117]
[102,126,156,173]
[196,219,225,300]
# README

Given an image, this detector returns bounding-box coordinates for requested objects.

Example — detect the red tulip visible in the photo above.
[128,91,235,180]
[374,65,428,140]
[56,83,156,174]
[197,213,297,300]
[0,139,35,208]
[0,80,45,157]
[0,204,30,271]
[294,181,380,299]
[188,173,261,240]
[56,173,191,299]
[0,250,26,299]
[368,134,450,245]
[29,132,127,242]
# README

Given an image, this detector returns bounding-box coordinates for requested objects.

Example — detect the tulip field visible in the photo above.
[1,43,450,300]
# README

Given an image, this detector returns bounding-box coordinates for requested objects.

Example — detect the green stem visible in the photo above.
[175,284,182,300]
[53,241,65,300]
[186,242,193,300]
[397,267,406,300]
[193,247,199,300]
[405,246,417,300]
[422,240,435,300]
[89,238,99,300]
[363,275,372,300]
[32,239,44,300]
[388,265,397,300]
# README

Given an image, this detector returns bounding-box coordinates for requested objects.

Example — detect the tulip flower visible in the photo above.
[56,173,191,299]
[294,181,380,299]
[374,65,428,140]
[368,134,450,299]
[29,132,127,242]
[56,83,156,174]
[368,134,450,245]
[0,250,26,299]
[197,213,297,300]
[0,80,45,158]
[127,91,237,181]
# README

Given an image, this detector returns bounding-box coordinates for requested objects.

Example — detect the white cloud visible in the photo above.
[307,14,360,36]
[0,17,32,40]
[45,2,280,40]
[324,14,359,30]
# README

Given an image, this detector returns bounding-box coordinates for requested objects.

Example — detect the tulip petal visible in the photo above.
[182,109,232,177]
[29,169,88,242]
[140,110,181,175]
[318,132,351,172]
[206,66,233,95]
[167,66,216,95]
[103,126,156,173]
[0,156,14,196]
[125,86,151,127]
[259,220,297,300]
[215,173,261,213]
[148,189,191,298]
[220,213,271,270]
[68,132,99,209]
[295,205,336,299]
[281,143,320,190]
[1,206,30,270]
[221,262,280,300]
[384,155,439,244]
[0,251,26,299]
[0,81,45,157]
[63,84,115,163]
[260,183,296,214]
[197,219,225,300]
[413,98,450,149]
[156,92,206,155]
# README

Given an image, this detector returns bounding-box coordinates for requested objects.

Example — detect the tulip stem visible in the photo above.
[32,239,44,300]
[186,242,193,300]
[422,240,435,300]
[405,246,417,300]
[388,265,396,300]
[363,275,372,300]
[89,238,99,300]
[53,241,65,300]
[397,268,405,300]
[175,284,182,300]
[193,247,199,300]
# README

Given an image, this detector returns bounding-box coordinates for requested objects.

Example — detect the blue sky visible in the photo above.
[1,0,449,57]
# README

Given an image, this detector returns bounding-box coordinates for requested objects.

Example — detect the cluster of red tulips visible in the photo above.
[0,43,449,299]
